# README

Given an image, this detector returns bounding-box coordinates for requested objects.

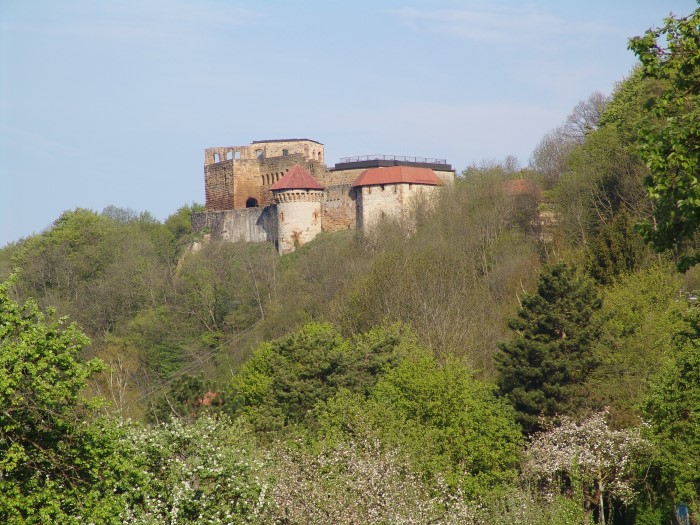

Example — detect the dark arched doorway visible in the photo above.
[246,197,259,208]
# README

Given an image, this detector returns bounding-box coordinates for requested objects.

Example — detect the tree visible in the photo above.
[146,373,223,424]
[496,263,602,433]
[585,264,686,426]
[643,332,700,515]
[316,352,523,497]
[585,210,648,285]
[562,91,610,144]
[0,278,137,523]
[123,416,269,524]
[629,7,700,271]
[264,436,475,525]
[227,323,413,433]
[529,126,576,186]
[524,410,648,525]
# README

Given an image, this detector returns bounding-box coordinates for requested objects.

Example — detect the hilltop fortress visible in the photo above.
[192,138,455,254]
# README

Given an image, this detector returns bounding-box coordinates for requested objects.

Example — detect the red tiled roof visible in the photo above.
[351,166,443,187]
[500,178,541,198]
[270,164,324,191]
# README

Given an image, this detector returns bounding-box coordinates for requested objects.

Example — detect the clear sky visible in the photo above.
[1,0,697,247]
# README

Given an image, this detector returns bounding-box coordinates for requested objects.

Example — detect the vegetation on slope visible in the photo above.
[2,6,700,523]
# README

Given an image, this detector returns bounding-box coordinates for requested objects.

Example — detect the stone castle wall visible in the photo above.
[322,184,356,232]
[231,159,263,209]
[204,140,331,211]
[204,139,323,166]
[192,207,277,244]
[255,140,324,163]
[204,160,234,210]
[357,183,439,229]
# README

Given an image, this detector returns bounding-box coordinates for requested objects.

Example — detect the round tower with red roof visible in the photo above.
[270,164,325,254]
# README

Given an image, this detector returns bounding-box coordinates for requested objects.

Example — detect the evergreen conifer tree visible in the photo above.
[496,263,602,433]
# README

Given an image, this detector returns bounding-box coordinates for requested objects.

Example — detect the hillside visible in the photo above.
[1,7,700,524]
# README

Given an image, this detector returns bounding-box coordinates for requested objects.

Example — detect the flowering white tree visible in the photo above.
[264,436,476,525]
[523,410,648,524]
[122,416,270,524]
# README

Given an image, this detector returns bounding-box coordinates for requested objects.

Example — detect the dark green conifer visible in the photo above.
[496,263,602,433]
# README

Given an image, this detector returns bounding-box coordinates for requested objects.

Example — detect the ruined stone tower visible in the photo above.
[270,164,324,254]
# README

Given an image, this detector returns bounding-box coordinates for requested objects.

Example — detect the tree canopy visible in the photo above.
[630,7,700,270]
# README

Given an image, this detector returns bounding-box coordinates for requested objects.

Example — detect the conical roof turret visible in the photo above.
[270,164,324,191]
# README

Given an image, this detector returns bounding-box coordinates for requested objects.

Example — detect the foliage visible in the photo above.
[496,263,602,433]
[342,172,540,372]
[227,323,413,433]
[264,436,476,525]
[146,373,223,424]
[164,202,205,240]
[585,210,648,285]
[122,415,270,524]
[317,351,523,498]
[0,278,139,523]
[643,328,700,513]
[552,126,648,248]
[629,6,700,270]
[523,410,649,524]
[585,264,686,424]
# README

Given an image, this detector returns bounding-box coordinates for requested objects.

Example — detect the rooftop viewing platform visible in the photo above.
[333,154,452,171]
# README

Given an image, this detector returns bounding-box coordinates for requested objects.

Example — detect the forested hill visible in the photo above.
[1,8,699,524]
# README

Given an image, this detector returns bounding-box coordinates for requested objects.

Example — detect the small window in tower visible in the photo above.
[226,150,233,160]
[282,149,288,156]
[213,153,220,162]
[235,151,241,160]
[255,149,263,159]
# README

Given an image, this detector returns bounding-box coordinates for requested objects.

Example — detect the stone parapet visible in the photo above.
[274,190,324,203]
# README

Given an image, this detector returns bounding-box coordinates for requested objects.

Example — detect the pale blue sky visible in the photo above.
[1,0,697,246]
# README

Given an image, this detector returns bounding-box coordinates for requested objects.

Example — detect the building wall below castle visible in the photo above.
[192,208,277,244]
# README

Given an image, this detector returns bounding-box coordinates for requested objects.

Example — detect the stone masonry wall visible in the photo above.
[434,168,456,185]
[357,183,440,229]
[255,140,324,163]
[322,184,356,232]
[204,160,234,210]
[192,208,277,243]
[276,191,323,254]
[323,167,365,186]
[231,159,263,209]
[258,154,323,207]
[204,139,323,166]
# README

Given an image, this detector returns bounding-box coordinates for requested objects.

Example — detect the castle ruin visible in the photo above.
[192,138,455,254]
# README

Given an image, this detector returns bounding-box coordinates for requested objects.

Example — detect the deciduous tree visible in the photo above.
[629,7,700,270]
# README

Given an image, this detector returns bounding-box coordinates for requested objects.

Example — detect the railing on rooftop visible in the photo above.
[338,154,448,165]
